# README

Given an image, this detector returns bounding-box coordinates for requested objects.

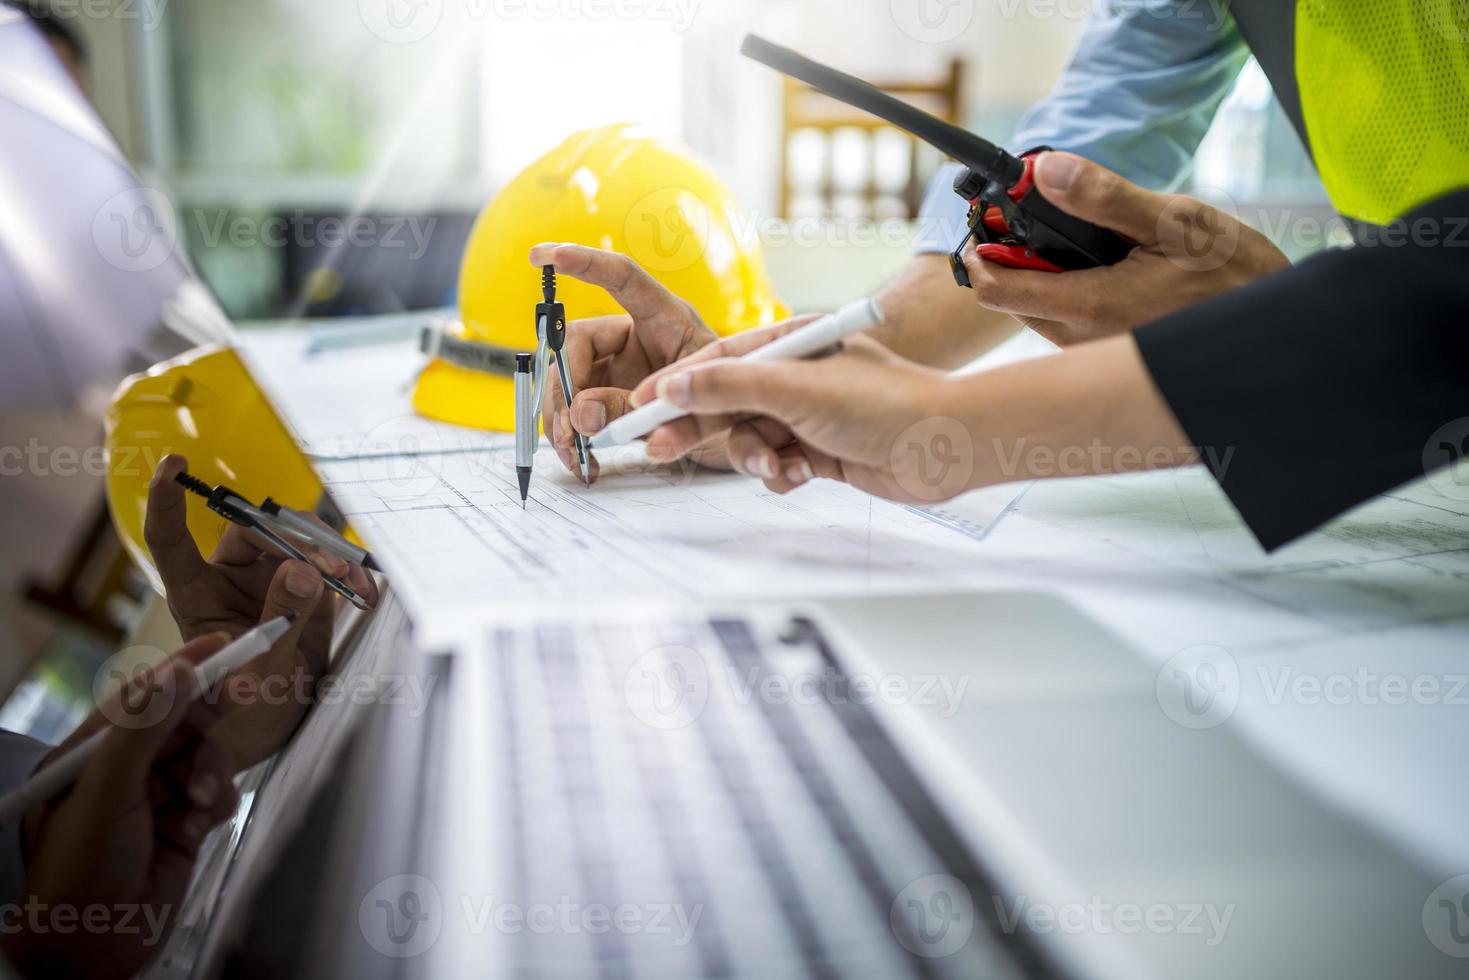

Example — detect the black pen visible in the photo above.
[176,473,373,610]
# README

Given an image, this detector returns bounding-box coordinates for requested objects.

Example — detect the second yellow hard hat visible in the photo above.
[413,124,789,432]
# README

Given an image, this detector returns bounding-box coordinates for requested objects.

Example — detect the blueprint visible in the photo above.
[314,447,1033,626]
[238,320,503,461]
[237,324,1469,645]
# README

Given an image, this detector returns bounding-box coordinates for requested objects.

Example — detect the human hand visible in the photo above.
[627,331,968,504]
[528,243,811,478]
[4,638,242,980]
[962,151,1290,346]
[142,454,379,768]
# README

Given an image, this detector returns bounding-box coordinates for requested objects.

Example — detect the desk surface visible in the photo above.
[240,321,1469,884]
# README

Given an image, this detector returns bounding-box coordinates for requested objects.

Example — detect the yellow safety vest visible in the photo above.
[1295,0,1469,225]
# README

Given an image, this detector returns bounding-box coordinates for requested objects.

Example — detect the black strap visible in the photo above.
[419,328,520,377]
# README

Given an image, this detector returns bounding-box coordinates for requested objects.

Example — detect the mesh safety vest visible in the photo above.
[1232,0,1469,225]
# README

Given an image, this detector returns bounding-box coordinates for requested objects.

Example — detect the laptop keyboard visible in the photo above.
[476,614,1052,980]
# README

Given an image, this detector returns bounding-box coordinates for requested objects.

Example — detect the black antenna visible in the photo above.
[740,35,1022,184]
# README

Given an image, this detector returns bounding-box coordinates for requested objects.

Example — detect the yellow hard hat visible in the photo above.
[105,345,328,593]
[413,123,789,432]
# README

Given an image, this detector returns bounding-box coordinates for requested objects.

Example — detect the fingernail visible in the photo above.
[746,455,775,479]
[1038,152,1080,192]
[786,461,814,485]
[579,401,607,434]
[285,563,319,599]
[150,456,175,488]
[657,374,692,408]
[629,390,644,409]
[188,771,219,808]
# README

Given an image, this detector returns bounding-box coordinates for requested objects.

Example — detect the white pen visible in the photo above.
[0,615,296,825]
[588,296,884,451]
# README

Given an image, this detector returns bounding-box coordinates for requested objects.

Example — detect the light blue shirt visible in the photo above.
[914,0,1252,253]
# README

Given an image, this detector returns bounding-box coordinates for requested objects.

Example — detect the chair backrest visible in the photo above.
[779,57,965,220]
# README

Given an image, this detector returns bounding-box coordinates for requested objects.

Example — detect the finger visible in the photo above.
[765,443,846,494]
[211,521,349,587]
[344,561,380,607]
[59,632,229,754]
[161,735,235,810]
[644,410,745,464]
[293,515,382,606]
[725,420,786,480]
[529,244,681,322]
[1031,151,1165,246]
[255,560,328,673]
[962,244,1109,326]
[154,740,239,859]
[763,446,819,494]
[655,359,809,420]
[570,388,631,438]
[563,315,635,386]
[630,315,824,409]
[144,454,210,591]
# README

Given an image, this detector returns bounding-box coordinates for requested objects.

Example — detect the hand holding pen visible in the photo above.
[144,455,380,768]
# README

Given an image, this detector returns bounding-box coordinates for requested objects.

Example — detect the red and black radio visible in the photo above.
[741,35,1136,285]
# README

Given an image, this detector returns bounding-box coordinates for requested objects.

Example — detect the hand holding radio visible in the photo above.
[960,152,1291,346]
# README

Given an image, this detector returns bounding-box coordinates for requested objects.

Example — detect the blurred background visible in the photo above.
[2,0,1333,727]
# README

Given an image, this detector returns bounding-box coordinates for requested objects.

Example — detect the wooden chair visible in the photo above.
[779,58,966,220]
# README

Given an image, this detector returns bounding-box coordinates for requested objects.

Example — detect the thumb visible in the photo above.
[1032,151,1168,246]
[256,560,325,670]
[570,388,633,438]
[656,359,807,420]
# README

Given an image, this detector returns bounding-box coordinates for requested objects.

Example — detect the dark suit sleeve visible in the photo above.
[0,731,54,903]
[1133,189,1469,550]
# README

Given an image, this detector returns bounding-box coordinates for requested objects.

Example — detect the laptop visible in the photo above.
[293,591,1458,979]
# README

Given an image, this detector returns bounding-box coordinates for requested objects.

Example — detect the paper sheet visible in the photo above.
[238,323,504,461]
[315,448,1032,626]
